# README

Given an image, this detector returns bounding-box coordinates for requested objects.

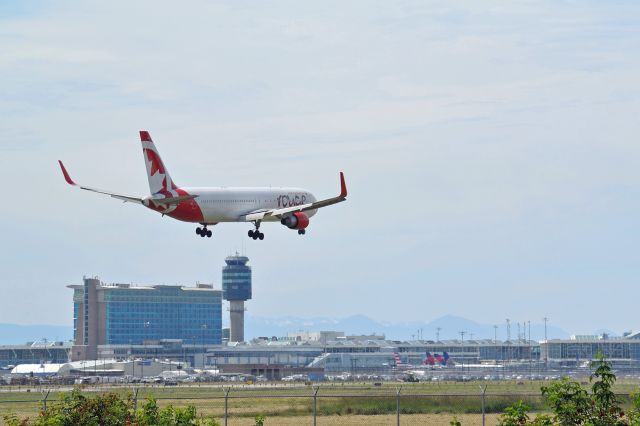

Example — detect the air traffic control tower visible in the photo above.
[222,254,251,342]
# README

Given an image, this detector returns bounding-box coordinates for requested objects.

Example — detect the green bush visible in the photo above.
[498,354,635,425]
[2,388,221,426]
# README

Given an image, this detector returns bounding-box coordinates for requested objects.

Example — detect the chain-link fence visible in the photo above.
[0,385,548,425]
[0,385,635,425]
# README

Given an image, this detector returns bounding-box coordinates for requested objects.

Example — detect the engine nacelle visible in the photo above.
[281,212,310,230]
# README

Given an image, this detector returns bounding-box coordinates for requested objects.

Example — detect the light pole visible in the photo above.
[459,331,465,377]
[201,324,208,369]
[528,320,532,376]
[142,321,150,379]
[543,317,549,369]
[506,319,511,371]
[129,340,135,379]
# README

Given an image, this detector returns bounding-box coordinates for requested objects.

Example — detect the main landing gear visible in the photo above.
[248,221,264,240]
[298,229,306,235]
[196,225,212,238]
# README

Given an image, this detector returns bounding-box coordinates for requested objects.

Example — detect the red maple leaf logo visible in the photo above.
[144,149,165,176]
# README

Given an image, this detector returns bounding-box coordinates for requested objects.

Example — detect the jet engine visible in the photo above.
[281,212,309,230]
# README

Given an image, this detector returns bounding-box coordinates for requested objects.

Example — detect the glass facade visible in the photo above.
[73,303,78,340]
[543,340,633,361]
[83,280,89,345]
[222,255,251,301]
[0,345,71,368]
[103,287,222,345]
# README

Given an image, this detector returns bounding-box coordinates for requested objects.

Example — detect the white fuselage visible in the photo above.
[186,187,317,224]
[59,130,346,238]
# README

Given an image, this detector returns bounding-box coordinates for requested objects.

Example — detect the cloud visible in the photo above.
[1,1,639,335]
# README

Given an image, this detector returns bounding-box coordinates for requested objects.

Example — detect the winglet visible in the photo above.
[58,160,76,186]
[339,172,347,198]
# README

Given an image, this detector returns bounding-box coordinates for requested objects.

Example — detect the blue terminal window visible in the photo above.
[83,281,89,345]
[73,303,79,338]
[103,287,222,345]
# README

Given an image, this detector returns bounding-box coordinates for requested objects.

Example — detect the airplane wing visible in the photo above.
[243,172,347,222]
[58,160,144,204]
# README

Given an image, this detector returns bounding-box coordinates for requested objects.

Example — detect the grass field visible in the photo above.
[1,380,639,425]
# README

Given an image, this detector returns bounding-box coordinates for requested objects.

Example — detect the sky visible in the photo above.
[1,1,640,336]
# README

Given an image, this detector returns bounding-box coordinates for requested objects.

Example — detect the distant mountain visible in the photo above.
[244,314,570,341]
[0,324,72,345]
[592,328,620,337]
[0,314,571,346]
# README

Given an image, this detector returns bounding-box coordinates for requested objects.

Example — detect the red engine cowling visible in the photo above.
[281,212,310,230]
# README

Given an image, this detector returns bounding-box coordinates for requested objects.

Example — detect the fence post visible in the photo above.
[224,387,230,426]
[313,386,319,426]
[480,385,487,426]
[41,389,50,413]
[133,387,139,411]
[396,386,402,426]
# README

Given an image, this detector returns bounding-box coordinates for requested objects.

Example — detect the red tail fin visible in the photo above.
[139,131,177,194]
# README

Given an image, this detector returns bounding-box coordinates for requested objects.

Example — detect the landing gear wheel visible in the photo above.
[298,229,306,235]
[197,225,211,238]
[249,220,263,240]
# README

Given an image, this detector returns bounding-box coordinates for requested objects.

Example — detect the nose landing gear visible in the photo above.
[298,229,306,235]
[196,225,212,238]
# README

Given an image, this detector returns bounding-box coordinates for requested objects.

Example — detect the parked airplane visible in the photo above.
[393,351,452,372]
[425,352,450,366]
[392,352,412,370]
[58,131,347,240]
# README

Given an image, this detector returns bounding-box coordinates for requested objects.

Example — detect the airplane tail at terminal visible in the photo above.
[438,352,449,366]
[425,352,449,367]
[425,352,436,366]
[139,130,177,194]
[393,352,402,366]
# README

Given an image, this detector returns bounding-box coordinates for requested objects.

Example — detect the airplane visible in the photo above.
[393,351,452,372]
[425,351,449,367]
[392,352,412,370]
[393,352,433,370]
[58,131,347,240]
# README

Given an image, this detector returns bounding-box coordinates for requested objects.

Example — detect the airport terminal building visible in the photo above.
[541,333,640,368]
[3,271,640,376]
[6,335,640,376]
[68,277,222,361]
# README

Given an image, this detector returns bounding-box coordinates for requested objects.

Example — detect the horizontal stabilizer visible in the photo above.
[148,194,198,205]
